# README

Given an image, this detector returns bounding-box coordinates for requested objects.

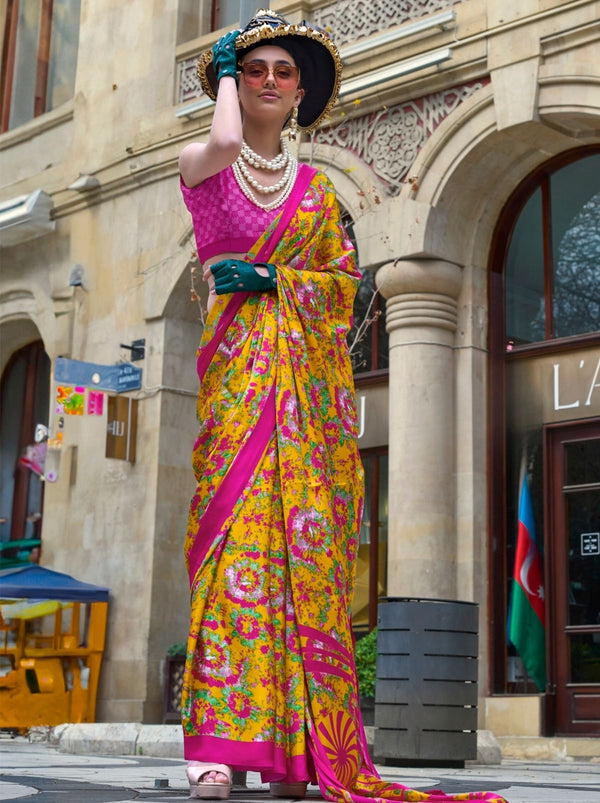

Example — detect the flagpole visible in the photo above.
[518,446,527,502]
[514,446,528,694]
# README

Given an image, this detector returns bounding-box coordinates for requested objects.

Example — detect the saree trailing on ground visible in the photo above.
[182,165,506,803]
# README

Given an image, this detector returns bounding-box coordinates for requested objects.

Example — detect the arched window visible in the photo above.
[338,206,389,633]
[505,152,600,345]
[0,341,50,560]
[489,147,600,735]
[341,208,389,377]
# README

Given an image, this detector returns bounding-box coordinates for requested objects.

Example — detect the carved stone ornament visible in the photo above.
[313,0,464,47]
[179,57,202,103]
[313,80,490,195]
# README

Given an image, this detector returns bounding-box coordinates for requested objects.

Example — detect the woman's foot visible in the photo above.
[187,762,232,799]
[269,781,308,798]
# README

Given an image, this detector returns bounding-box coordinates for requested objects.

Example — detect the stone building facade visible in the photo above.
[1,0,598,739]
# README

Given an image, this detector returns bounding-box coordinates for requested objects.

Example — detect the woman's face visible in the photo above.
[238,45,304,125]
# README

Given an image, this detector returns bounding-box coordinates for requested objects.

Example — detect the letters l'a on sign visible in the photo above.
[106,396,138,462]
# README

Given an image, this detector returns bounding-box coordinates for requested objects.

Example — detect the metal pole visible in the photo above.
[239,1,265,27]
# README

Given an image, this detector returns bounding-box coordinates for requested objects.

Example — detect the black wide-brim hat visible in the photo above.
[197,8,342,131]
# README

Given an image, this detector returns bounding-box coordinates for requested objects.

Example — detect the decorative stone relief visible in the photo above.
[313,80,489,195]
[179,57,202,103]
[313,0,464,46]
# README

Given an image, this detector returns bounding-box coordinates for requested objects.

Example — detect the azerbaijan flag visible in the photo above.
[508,466,546,692]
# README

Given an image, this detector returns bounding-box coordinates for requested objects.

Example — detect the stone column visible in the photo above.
[376,258,463,599]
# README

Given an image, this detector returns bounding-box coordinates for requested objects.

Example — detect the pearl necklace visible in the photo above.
[232,157,298,211]
[232,138,297,211]
[241,139,289,171]
[236,156,294,194]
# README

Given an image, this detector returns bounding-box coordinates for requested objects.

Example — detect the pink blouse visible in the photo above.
[180,167,279,263]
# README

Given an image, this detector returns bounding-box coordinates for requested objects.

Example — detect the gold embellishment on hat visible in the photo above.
[197,10,342,132]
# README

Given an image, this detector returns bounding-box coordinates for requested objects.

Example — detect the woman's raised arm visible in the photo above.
[179,32,242,188]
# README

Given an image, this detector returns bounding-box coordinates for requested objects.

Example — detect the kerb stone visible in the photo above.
[136,725,184,758]
[58,722,140,755]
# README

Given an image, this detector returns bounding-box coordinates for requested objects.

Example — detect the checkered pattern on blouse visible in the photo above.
[181,166,280,262]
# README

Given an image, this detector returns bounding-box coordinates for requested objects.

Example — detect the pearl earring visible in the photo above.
[288,107,298,142]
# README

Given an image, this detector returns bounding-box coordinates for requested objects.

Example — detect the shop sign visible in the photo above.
[356,384,388,449]
[581,532,599,556]
[553,355,600,412]
[507,348,600,430]
[55,357,142,393]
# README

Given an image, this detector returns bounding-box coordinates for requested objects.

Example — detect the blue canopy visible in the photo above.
[0,565,109,603]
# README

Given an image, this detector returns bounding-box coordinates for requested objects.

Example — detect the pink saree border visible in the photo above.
[304,645,351,665]
[196,163,316,384]
[184,733,313,781]
[304,660,354,683]
[254,163,317,263]
[188,164,318,586]
[187,382,276,584]
[298,624,354,666]
[196,294,246,383]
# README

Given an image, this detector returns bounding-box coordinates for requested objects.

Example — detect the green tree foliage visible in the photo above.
[355,628,377,698]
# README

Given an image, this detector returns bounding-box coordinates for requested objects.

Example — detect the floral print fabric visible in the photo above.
[181,167,506,803]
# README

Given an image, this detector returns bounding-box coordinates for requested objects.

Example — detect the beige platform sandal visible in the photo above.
[187,763,232,799]
[269,781,308,798]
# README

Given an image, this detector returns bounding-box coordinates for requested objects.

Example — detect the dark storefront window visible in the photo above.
[349,268,389,375]
[504,374,546,694]
[490,147,600,733]
[353,449,388,634]
[340,205,389,631]
[340,210,389,376]
[1,0,81,131]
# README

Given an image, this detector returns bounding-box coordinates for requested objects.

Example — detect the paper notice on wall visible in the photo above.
[56,385,85,415]
[55,386,104,416]
[86,390,104,415]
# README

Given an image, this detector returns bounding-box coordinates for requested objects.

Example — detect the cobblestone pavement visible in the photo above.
[1,738,599,802]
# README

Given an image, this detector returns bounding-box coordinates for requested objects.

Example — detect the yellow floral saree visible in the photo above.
[181,164,506,803]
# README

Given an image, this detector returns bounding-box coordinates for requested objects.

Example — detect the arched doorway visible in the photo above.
[489,146,600,735]
[0,339,50,560]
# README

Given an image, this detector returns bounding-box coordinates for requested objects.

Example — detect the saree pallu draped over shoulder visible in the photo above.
[182,164,507,803]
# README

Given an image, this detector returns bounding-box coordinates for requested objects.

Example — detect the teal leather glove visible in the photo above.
[211,259,277,294]
[212,30,240,84]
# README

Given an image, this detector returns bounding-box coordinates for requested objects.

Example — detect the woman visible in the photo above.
[179,10,507,803]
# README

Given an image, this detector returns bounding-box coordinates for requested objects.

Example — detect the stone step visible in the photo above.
[498,736,600,761]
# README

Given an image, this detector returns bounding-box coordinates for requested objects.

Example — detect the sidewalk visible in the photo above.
[1,732,599,803]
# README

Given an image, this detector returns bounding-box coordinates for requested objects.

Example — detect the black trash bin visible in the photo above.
[374,597,478,765]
